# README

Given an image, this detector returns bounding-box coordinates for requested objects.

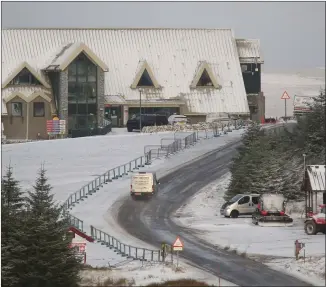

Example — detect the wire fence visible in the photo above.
[62,125,247,262]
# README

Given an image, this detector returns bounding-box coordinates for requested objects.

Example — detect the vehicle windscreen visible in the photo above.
[229,194,243,203]
[262,196,284,211]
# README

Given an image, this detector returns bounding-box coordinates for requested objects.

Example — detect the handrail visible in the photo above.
[62,127,245,259]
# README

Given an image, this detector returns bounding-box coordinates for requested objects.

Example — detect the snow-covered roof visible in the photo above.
[2,28,254,115]
[2,62,51,89]
[105,95,127,105]
[236,39,264,64]
[1,86,52,115]
[44,42,108,71]
[307,165,325,192]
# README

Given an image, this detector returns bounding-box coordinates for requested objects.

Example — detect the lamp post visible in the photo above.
[303,153,307,218]
[139,89,142,132]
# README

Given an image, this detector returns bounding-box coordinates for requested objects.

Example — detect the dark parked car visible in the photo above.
[127,114,168,132]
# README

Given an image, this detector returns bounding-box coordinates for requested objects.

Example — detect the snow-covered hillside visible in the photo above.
[2,128,244,286]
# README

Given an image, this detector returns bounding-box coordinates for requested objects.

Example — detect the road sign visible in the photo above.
[281,91,290,100]
[173,236,184,251]
[70,242,86,252]
[281,91,290,120]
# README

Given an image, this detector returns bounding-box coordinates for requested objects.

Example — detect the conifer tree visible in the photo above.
[226,96,324,201]
[1,166,27,287]
[226,123,266,200]
[20,167,82,287]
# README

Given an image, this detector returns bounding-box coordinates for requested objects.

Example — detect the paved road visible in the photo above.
[117,139,312,286]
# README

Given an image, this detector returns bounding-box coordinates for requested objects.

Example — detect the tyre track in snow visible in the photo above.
[117,137,312,286]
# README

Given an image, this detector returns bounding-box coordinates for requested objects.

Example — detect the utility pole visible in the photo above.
[139,89,142,132]
[303,153,307,218]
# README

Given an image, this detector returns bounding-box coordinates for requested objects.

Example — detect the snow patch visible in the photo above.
[81,260,236,286]
[174,173,325,286]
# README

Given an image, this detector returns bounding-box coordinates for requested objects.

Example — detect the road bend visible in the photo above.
[117,138,312,286]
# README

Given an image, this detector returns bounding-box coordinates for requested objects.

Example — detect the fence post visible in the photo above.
[96,177,100,190]
[136,248,138,259]
[140,157,143,167]
[92,181,95,193]
[143,249,145,260]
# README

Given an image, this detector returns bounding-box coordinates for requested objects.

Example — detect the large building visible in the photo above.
[1,28,264,140]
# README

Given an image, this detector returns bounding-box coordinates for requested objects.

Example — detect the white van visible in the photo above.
[168,114,188,126]
[130,171,160,200]
[220,194,260,218]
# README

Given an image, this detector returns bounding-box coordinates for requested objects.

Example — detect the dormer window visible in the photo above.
[196,69,214,87]
[9,68,41,85]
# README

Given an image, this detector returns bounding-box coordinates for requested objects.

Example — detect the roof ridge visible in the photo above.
[2,27,233,31]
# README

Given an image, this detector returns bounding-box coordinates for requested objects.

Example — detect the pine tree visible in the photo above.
[293,89,325,163]
[20,167,82,287]
[226,90,325,202]
[226,123,267,200]
[1,166,28,287]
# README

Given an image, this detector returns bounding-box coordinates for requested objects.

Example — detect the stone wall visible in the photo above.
[59,70,68,133]
[97,67,105,126]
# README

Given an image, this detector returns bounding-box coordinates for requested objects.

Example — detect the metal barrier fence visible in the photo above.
[90,225,162,262]
[63,155,151,213]
[62,131,199,232]
[62,129,245,259]
[65,213,84,232]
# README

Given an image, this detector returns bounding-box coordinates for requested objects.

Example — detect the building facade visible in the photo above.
[1,28,264,139]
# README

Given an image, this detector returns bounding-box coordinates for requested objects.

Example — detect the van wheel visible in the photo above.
[230,210,239,218]
[127,127,133,132]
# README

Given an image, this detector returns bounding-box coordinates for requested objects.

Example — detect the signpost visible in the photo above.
[172,236,184,267]
[47,120,66,139]
[281,91,290,121]
[69,242,87,264]
[293,95,314,114]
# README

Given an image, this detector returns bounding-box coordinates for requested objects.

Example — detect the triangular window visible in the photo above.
[197,69,213,87]
[137,69,154,87]
[9,68,41,85]
[131,61,160,89]
[190,61,220,89]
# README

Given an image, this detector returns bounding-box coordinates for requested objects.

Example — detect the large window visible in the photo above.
[33,102,45,117]
[68,53,98,132]
[9,68,41,85]
[11,102,23,116]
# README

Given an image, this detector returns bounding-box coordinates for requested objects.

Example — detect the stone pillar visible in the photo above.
[59,70,68,133]
[97,67,105,127]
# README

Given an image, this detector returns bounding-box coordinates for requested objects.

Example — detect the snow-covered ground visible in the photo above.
[173,173,325,286]
[262,68,325,118]
[81,260,236,286]
[2,128,244,286]
[1,131,175,202]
